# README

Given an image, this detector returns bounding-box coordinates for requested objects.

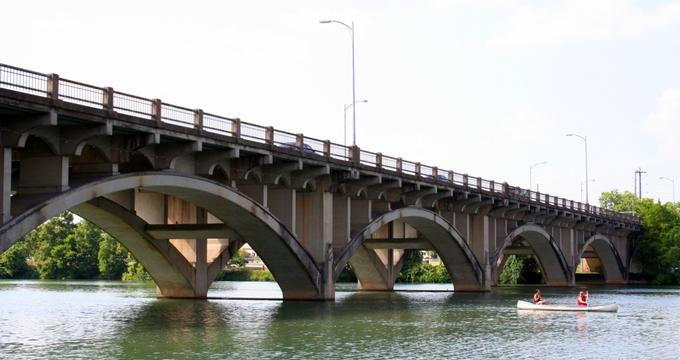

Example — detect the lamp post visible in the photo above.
[344,100,367,147]
[320,19,358,145]
[566,133,589,204]
[659,176,676,203]
[529,161,547,192]
[580,179,595,203]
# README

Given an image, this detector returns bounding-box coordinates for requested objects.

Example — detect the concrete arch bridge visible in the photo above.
[0,64,640,300]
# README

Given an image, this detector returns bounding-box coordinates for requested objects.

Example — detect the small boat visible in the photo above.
[517,300,618,312]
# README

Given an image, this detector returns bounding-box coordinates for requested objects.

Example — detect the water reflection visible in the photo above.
[2,281,680,359]
[116,298,283,359]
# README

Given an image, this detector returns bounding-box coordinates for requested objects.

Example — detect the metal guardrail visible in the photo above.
[0,63,640,224]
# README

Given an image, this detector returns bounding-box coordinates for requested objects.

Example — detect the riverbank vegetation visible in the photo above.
[498,256,542,285]
[0,213,150,280]
[600,190,680,284]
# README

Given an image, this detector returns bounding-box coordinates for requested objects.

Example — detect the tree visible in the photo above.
[27,212,77,271]
[601,190,680,284]
[599,190,639,213]
[37,221,100,279]
[0,241,37,279]
[98,235,128,280]
[499,255,542,285]
[229,249,247,267]
[122,254,151,281]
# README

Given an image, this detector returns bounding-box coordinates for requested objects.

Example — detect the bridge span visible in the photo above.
[0,64,641,300]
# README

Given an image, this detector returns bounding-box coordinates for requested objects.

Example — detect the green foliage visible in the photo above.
[499,256,543,285]
[599,190,639,213]
[499,255,523,284]
[337,264,358,283]
[0,241,37,279]
[400,250,423,274]
[229,249,247,267]
[397,262,451,283]
[37,221,100,279]
[397,251,451,283]
[215,268,274,281]
[0,212,152,282]
[601,190,680,284]
[122,255,152,281]
[98,235,128,280]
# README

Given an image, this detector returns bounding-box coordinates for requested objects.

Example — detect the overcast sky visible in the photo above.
[2,0,679,205]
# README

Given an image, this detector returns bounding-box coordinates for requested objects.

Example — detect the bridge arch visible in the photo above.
[577,234,625,284]
[493,224,572,286]
[0,172,324,299]
[334,207,485,291]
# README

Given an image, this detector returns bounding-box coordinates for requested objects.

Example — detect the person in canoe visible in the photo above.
[577,290,589,306]
[532,289,546,305]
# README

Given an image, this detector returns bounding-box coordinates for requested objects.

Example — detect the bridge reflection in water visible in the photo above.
[0,64,640,300]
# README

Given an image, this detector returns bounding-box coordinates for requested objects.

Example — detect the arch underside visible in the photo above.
[337,207,485,291]
[0,172,323,299]
[579,235,625,284]
[495,225,571,286]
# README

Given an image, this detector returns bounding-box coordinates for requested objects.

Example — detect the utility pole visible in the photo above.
[635,168,646,199]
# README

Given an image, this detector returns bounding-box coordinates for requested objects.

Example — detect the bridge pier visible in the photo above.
[1,148,10,223]
[295,188,335,299]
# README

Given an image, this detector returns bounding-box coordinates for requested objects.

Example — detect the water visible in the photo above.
[1,281,679,359]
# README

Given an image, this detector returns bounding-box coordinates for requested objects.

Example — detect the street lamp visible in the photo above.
[320,19,357,145]
[580,179,595,203]
[344,100,367,147]
[529,161,547,192]
[566,133,589,204]
[659,176,676,203]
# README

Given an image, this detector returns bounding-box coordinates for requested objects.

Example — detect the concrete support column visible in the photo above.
[104,190,135,212]
[134,190,165,224]
[494,218,506,252]
[483,216,492,290]
[0,148,11,223]
[454,212,470,243]
[166,196,198,263]
[296,190,334,299]
[440,209,454,226]
[268,188,296,234]
[332,195,350,248]
[295,191,333,263]
[569,228,576,285]
[238,184,268,207]
[350,199,372,237]
[18,155,69,194]
[371,200,391,219]
[194,208,208,297]
[468,213,491,290]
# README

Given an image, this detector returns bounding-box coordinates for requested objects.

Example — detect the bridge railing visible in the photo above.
[0,64,48,97]
[0,63,641,225]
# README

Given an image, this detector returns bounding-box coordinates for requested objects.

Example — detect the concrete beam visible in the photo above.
[59,122,113,156]
[402,186,437,206]
[146,223,238,239]
[363,239,432,250]
[290,165,330,190]
[138,141,203,169]
[246,160,302,186]
[421,189,454,208]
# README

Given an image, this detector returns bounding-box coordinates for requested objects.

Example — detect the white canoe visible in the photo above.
[517,300,618,312]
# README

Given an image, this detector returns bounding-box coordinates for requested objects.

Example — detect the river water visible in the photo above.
[0,281,679,359]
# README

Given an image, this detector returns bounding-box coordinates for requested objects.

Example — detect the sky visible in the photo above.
[2,0,679,205]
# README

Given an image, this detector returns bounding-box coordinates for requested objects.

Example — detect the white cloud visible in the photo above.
[490,0,680,51]
[645,88,680,155]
